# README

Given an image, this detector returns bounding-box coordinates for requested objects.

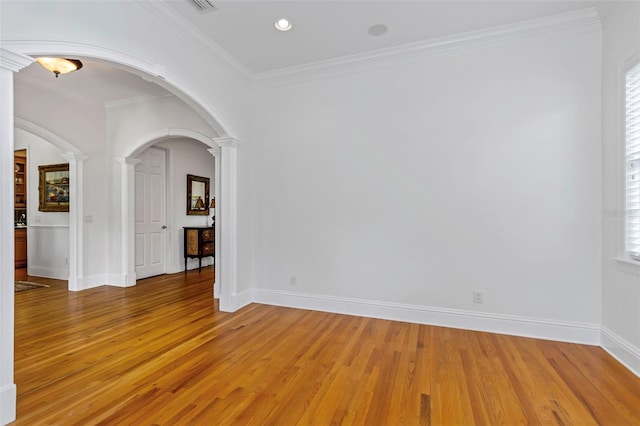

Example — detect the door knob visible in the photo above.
[161,225,167,229]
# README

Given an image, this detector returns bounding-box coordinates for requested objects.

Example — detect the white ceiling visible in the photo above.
[15,0,604,105]
[162,0,599,74]
[16,59,170,105]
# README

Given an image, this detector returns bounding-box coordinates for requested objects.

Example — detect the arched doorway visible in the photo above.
[13,118,85,292]
[0,43,241,424]
[4,44,239,308]
[124,129,224,299]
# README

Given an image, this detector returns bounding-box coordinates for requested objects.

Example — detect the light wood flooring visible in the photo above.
[13,268,640,425]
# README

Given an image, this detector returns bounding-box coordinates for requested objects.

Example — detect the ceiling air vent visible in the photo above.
[188,0,216,13]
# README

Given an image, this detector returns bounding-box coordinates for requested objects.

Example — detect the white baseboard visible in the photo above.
[233,290,253,310]
[27,266,68,280]
[105,273,136,288]
[601,327,640,378]
[250,288,601,345]
[0,383,16,425]
[80,275,111,290]
[219,290,252,312]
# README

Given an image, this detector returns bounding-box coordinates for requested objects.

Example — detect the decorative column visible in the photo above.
[207,147,221,299]
[117,157,141,287]
[212,137,240,312]
[61,152,88,291]
[0,48,33,425]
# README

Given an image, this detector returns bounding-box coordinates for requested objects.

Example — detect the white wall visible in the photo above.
[106,95,220,156]
[250,25,602,336]
[600,1,640,375]
[14,128,70,279]
[14,68,109,280]
[14,64,106,156]
[106,96,219,279]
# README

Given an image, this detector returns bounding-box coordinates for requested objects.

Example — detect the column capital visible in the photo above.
[0,48,34,72]
[116,157,142,167]
[213,137,242,149]
[61,152,89,163]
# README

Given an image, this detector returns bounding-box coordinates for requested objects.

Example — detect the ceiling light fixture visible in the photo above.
[36,57,83,78]
[274,18,292,32]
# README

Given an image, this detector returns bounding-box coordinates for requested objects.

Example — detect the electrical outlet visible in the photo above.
[473,291,483,304]
[290,275,297,286]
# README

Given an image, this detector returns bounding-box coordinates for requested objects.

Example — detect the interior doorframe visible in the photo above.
[14,118,85,292]
[122,129,239,311]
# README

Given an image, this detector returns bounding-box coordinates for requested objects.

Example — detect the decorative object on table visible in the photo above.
[38,163,70,212]
[194,197,205,209]
[186,174,210,216]
[15,281,49,292]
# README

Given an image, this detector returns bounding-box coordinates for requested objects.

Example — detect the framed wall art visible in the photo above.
[187,174,210,216]
[39,163,70,212]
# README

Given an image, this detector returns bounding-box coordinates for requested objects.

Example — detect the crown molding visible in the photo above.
[136,1,252,82]
[253,7,601,86]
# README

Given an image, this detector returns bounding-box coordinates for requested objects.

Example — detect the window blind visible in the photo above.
[626,62,640,258]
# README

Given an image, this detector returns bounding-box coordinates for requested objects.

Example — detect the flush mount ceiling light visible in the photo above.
[274,17,292,32]
[35,57,83,78]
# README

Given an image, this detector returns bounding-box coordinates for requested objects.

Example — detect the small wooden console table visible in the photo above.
[183,226,214,273]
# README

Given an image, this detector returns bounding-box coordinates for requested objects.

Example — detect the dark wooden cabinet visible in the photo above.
[14,156,26,208]
[15,228,27,268]
[183,226,214,272]
[15,152,28,269]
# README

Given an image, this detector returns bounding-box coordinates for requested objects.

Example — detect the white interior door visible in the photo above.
[134,147,166,279]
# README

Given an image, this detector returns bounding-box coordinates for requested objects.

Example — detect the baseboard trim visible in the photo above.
[601,327,640,378]
[250,288,601,345]
[0,383,16,425]
[228,290,255,312]
[26,266,68,280]
[105,274,136,288]
[76,274,110,291]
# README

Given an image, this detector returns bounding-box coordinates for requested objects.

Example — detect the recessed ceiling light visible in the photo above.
[274,18,292,32]
[368,24,388,36]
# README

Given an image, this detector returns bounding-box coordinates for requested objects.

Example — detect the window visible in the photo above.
[626,61,640,258]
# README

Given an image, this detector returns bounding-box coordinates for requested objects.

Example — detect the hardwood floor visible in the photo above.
[13,268,640,425]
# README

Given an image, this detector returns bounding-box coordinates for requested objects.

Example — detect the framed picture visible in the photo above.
[187,174,210,216]
[39,163,70,212]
